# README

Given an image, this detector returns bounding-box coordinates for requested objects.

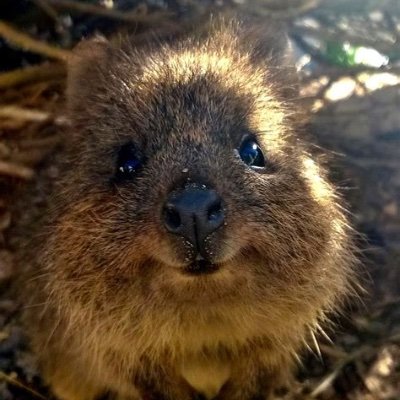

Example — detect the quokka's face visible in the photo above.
[50,24,347,312]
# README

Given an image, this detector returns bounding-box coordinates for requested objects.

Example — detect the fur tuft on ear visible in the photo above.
[241,22,294,67]
[204,15,298,98]
[66,35,110,113]
[205,15,293,65]
[236,17,299,98]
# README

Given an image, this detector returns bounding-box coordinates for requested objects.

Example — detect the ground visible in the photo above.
[0,1,399,399]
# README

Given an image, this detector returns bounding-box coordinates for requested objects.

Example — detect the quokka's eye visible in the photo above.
[238,138,266,169]
[116,143,143,179]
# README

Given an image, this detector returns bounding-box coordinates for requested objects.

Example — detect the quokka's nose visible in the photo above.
[163,186,224,255]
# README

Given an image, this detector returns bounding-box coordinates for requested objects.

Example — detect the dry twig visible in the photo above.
[46,0,172,24]
[0,160,35,180]
[31,0,68,30]
[0,106,52,123]
[0,63,66,89]
[0,20,71,61]
[242,0,321,19]
[0,371,47,400]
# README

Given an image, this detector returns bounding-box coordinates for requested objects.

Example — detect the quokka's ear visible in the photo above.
[239,20,294,67]
[66,35,110,113]
[206,15,298,97]
[237,17,299,98]
[206,14,294,65]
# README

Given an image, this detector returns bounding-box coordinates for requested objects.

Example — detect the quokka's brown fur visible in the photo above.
[16,18,357,400]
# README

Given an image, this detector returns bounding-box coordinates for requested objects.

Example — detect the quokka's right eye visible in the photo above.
[116,143,143,180]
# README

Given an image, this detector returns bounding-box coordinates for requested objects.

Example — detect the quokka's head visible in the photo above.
[46,20,353,323]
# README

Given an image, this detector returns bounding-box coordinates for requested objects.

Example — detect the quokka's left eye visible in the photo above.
[116,143,143,180]
[238,138,266,169]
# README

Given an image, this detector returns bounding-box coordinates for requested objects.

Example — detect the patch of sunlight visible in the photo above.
[311,99,324,112]
[296,54,311,72]
[300,75,329,97]
[358,72,400,92]
[324,77,356,102]
[302,157,332,205]
[100,0,114,8]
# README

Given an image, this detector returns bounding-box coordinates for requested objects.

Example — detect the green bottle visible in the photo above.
[325,41,389,68]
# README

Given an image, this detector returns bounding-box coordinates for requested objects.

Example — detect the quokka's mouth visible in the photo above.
[183,258,220,276]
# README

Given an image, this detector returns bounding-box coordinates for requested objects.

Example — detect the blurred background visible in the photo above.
[0,0,399,399]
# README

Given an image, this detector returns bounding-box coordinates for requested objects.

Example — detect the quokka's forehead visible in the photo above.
[114,48,289,149]
[128,46,273,98]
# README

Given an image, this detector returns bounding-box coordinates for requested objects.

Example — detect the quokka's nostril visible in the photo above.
[207,200,223,224]
[164,205,182,231]
[163,187,224,251]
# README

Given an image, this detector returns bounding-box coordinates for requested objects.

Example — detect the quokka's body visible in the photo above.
[17,18,356,400]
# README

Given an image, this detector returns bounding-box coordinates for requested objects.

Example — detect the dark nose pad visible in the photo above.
[163,187,225,256]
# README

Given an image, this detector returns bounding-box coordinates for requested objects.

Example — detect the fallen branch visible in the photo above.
[46,0,172,24]
[0,20,71,61]
[0,371,47,400]
[277,0,321,18]
[242,0,321,19]
[32,0,61,23]
[0,63,66,89]
[0,160,35,180]
[0,105,68,128]
[0,106,52,123]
